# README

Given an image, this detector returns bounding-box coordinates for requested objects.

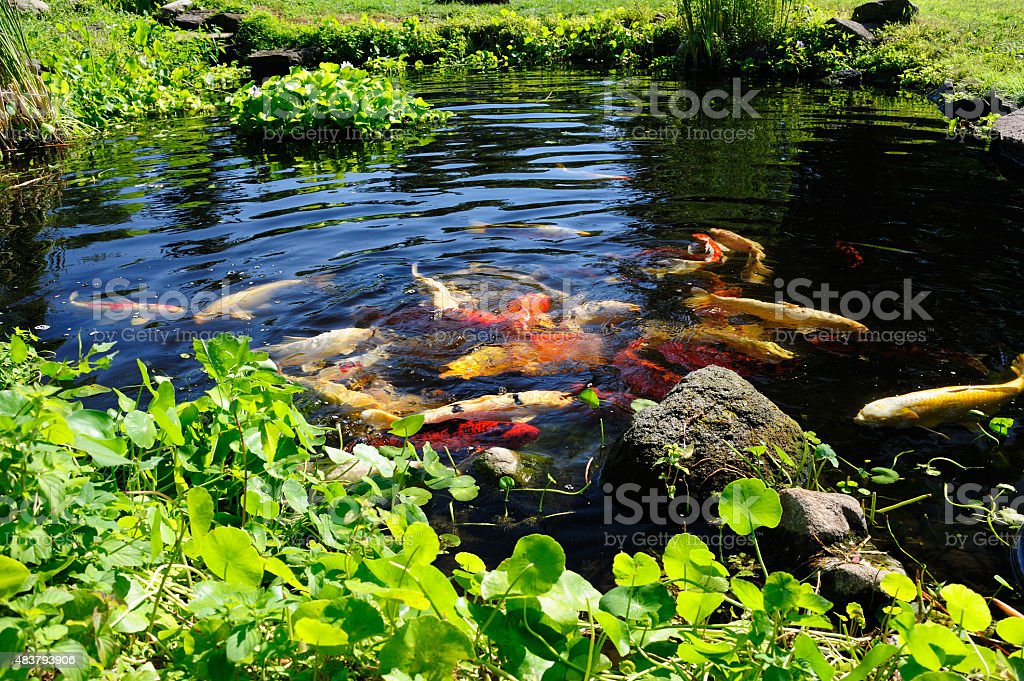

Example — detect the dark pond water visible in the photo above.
[4,70,1024,592]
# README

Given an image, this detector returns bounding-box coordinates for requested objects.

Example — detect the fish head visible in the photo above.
[853,399,912,427]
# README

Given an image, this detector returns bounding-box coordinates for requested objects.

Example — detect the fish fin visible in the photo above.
[1012,353,1024,377]
[411,263,422,280]
[360,408,399,428]
[575,230,593,237]
[69,291,80,304]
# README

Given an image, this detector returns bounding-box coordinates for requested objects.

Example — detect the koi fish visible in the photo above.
[411,264,470,312]
[612,340,684,401]
[656,341,779,378]
[467,222,593,239]
[707,228,772,284]
[642,258,712,279]
[563,300,640,327]
[834,241,864,269]
[361,389,574,428]
[260,328,375,367]
[854,354,1024,430]
[691,234,726,263]
[375,419,541,449]
[440,333,606,380]
[683,324,794,363]
[68,291,185,325]
[684,288,869,333]
[286,374,381,410]
[556,163,631,181]
[194,279,304,323]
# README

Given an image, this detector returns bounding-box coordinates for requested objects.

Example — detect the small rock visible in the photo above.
[11,0,48,13]
[994,109,1024,170]
[171,9,217,30]
[851,0,918,25]
[771,488,868,558]
[827,18,878,44]
[601,366,803,497]
[159,0,192,16]
[246,48,318,81]
[207,11,244,33]
[824,69,863,87]
[474,447,550,485]
[815,553,906,608]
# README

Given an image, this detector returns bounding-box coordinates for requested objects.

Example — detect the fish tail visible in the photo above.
[1012,353,1024,378]
[684,287,713,309]
[741,255,772,284]
[411,263,421,280]
[467,221,488,233]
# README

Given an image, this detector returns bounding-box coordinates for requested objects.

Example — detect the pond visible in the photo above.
[4,70,1024,592]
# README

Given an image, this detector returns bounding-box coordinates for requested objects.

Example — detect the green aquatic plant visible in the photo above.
[0,0,57,151]
[1,332,1023,679]
[677,0,795,68]
[228,62,452,138]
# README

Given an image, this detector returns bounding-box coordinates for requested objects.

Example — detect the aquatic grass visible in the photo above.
[0,0,58,152]
[678,0,796,68]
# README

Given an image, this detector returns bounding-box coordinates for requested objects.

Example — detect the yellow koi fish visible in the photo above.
[361,389,574,428]
[195,279,303,323]
[854,355,1024,429]
[687,324,795,363]
[286,375,381,410]
[684,288,868,333]
[467,222,592,239]
[708,228,772,284]
[564,300,640,327]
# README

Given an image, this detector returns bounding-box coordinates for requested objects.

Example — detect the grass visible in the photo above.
[0,0,58,152]
[815,0,1024,102]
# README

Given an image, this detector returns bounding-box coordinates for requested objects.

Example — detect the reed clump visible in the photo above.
[0,0,59,153]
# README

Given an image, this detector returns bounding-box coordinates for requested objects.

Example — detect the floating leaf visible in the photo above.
[869,467,899,485]
[579,387,599,409]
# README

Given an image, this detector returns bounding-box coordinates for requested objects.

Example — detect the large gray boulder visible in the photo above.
[814,553,906,609]
[851,0,918,25]
[600,366,803,497]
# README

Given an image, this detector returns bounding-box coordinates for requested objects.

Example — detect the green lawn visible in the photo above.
[249,0,675,22]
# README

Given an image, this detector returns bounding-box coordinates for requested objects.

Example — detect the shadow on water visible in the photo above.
[3,71,1024,591]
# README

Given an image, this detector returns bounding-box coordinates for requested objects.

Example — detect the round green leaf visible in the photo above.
[201,527,264,588]
[612,552,661,587]
[718,478,782,535]
[0,556,30,599]
[496,534,565,596]
[996,617,1024,645]
[379,616,473,680]
[880,572,918,602]
[908,622,969,670]
[941,584,991,632]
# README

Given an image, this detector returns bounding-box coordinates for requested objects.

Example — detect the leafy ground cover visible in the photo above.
[1,330,1023,679]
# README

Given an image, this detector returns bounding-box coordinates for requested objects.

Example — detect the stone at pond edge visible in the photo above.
[823,69,863,87]
[171,9,217,30]
[11,0,48,13]
[851,0,918,25]
[994,109,1024,170]
[159,0,192,16]
[474,447,551,486]
[599,365,802,498]
[813,552,907,609]
[768,488,869,559]
[827,18,878,45]
[246,48,320,82]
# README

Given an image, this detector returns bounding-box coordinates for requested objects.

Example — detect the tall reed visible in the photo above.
[0,0,58,153]
[678,0,795,69]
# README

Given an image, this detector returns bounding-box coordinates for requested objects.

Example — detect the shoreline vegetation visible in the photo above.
[2,330,1024,679]
[0,0,1021,154]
